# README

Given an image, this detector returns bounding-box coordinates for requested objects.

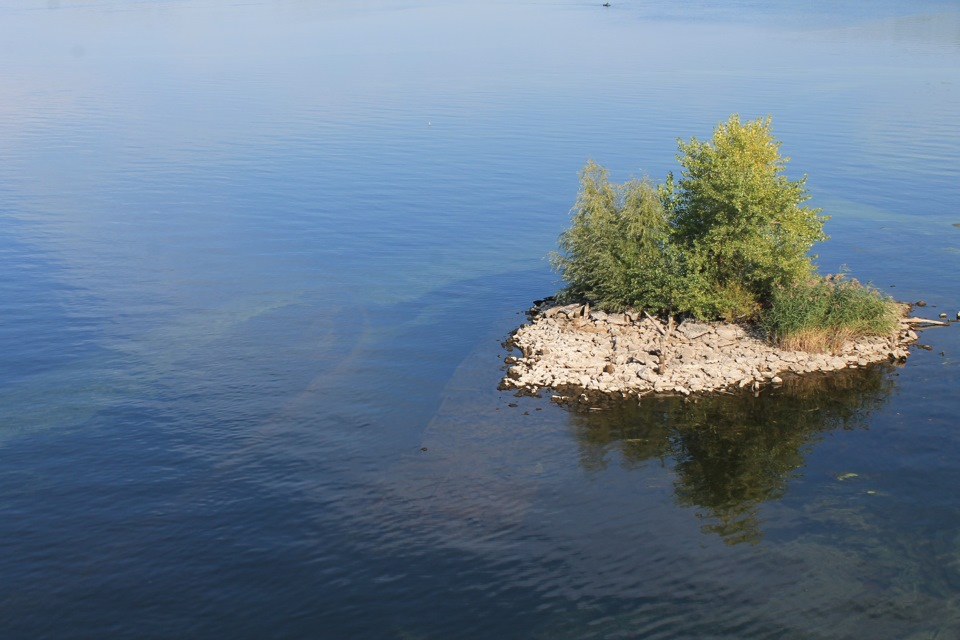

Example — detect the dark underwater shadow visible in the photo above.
[570,365,898,545]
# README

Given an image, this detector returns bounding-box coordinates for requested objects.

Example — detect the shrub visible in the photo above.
[552,116,893,350]
[552,161,675,311]
[760,275,902,351]
[662,115,828,318]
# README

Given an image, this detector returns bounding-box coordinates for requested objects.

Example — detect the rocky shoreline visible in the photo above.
[500,299,944,405]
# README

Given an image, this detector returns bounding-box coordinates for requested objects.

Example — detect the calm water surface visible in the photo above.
[1,1,959,638]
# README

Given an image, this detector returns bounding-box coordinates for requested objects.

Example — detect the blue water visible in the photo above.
[1,1,959,638]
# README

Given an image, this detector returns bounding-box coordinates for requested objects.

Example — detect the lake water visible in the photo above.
[1,1,959,638]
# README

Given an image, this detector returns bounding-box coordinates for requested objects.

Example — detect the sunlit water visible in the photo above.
[1,1,959,638]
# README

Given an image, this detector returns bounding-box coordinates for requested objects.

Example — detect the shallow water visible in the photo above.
[1,1,959,638]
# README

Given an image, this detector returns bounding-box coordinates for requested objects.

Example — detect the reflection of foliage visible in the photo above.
[571,366,897,544]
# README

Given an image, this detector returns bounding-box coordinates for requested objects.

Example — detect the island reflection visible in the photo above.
[571,365,897,545]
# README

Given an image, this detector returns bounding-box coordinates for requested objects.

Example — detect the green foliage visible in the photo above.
[664,114,828,318]
[555,116,839,316]
[552,161,674,311]
[552,115,899,347]
[760,275,902,351]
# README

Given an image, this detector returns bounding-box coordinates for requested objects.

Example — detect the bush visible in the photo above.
[552,115,897,349]
[554,116,830,321]
[760,275,902,351]
[552,161,675,311]
[662,115,828,318]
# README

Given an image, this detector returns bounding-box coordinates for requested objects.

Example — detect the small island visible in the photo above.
[501,115,946,405]
[500,298,936,405]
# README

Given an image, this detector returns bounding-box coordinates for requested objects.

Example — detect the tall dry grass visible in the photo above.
[761,275,902,352]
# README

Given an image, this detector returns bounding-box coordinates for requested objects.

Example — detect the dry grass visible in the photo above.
[775,327,858,353]
[761,275,901,353]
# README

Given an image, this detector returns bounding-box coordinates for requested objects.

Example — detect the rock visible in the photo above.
[502,299,923,402]
[701,365,722,378]
[639,368,658,383]
[676,345,697,361]
[677,321,712,340]
[714,325,740,341]
[559,304,583,318]
[606,313,630,325]
[916,300,927,307]
[720,367,753,380]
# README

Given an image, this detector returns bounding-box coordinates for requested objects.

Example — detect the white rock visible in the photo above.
[715,325,740,340]
[505,302,917,400]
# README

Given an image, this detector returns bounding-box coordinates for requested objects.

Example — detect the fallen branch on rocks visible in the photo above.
[500,300,946,405]
[643,310,675,373]
[903,317,949,327]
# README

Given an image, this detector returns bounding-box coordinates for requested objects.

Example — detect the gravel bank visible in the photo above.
[500,300,931,404]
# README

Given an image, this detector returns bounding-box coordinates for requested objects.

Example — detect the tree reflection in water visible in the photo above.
[571,365,898,545]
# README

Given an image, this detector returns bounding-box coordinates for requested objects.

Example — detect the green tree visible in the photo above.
[662,115,828,319]
[552,161,673,311]
[551,117,898,344]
